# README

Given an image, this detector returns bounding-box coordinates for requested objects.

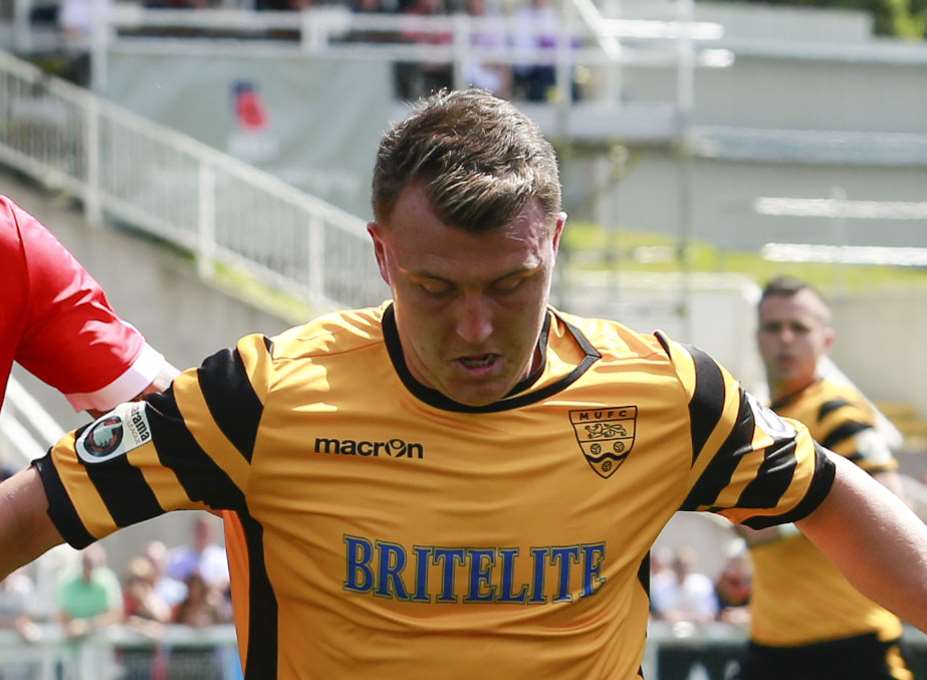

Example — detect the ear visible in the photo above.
[367,222,391,286]
[822,325,836,353]
[551,212,567,255]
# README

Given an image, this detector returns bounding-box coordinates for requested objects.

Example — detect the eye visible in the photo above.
[417,280,453,296]
[493,276,526,293]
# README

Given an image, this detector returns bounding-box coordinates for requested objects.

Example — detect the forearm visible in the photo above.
[797,454,927,630]
[0,468,64,580]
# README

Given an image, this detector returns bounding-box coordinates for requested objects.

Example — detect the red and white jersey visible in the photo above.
[0,196,165,411]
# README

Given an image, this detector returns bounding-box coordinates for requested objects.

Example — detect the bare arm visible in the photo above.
[797,452,927,631]
[0,468,64,580]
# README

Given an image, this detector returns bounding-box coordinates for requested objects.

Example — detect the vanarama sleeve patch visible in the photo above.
[76,402,152,464]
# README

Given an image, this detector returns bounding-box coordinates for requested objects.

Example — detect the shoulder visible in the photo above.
[812,378,877,425]
[269,305,387,362]
[555,311,674,364]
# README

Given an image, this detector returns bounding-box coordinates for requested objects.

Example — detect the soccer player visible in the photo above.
[738,276,913,680]
[0,91,924,679]
[1,195,177,416]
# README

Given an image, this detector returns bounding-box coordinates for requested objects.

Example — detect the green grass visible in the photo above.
[562,222,927,293]
[213,262,316,324]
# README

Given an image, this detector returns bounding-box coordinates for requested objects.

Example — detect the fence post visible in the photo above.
[198,162,217,280]
[83,97,102,227]
[308,216,324,308]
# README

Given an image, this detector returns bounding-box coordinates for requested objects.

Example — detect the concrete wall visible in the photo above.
[829,292,927,415]
[607,152,927,251]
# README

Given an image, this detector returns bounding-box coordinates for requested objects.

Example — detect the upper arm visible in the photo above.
[0,467,64,580]
[657,336,836,528]
[34,334,274,549]
[9,202,170,411]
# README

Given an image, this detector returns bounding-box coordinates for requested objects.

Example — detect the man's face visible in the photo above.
[369,183,565,407]
[756,289,834,390]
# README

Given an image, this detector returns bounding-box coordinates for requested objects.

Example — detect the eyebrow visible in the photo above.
[406,264,542,285]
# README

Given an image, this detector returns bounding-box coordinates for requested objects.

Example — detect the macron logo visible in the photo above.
[313,437,425,460]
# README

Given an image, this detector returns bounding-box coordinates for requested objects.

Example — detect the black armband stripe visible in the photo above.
[145,389,246,511]
[734,437,798,510]
[742,443,837,529]
[82,454,164,529]
[198,348,264,463]
[821,421,870,451]
[684,344,726,466]
[817,398,851,422]
[680,388,754,511]
[32,455,96,549]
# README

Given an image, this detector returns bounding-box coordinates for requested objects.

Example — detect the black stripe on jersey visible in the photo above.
[821,421,870,451]
[733,438,798,511]
[382,305,600,414]
[239,509,279,680]
[683,344,726,466]
[817,398,851,422]
[742,442,837,529]
[637,552,650,597]
[31,455,96,549]
[198,348,264,463]
[680,389,754,511]
[145,389,246,511]
[82,453,164,528]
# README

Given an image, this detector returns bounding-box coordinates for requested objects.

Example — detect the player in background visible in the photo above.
[0,92,923,679]
[738,275,913,680]
[1,195,177,417]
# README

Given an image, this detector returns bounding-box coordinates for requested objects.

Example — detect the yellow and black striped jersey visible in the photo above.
[749,378,901,647]
[35,304,835,680]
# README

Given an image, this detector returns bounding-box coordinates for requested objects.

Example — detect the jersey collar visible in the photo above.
[380,303,600,414]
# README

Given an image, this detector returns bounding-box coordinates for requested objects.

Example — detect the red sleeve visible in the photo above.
[6,197,162,411]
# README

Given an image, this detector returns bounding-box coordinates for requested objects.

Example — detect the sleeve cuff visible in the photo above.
[32,454,97,549]
[64,343,166,412]
[742,443,837,530]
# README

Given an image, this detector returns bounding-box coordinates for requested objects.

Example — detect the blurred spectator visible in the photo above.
[167,516,230,591]
[0,569,41,643]
[56,544,122,638]
[144,541,188,608]
[462,0,511,97]
[172,574,226,628]
[123,557,172,626]
[651,546,718,624]
[714,548,751,625]
[512,0,558,102]
[395,0,453,99]
[347,0,396,43]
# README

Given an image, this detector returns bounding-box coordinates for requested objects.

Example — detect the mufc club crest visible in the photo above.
[570,406,638,479]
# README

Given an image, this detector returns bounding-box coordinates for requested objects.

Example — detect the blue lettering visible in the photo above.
[411,546,432,602]
[344,535,373,593]
[498,548,528,603]
[551,546,581,602]
[529,547,549,603]
[465,548,496,603]
[375,541,410,600]
[581,543,607,597]
[433,548,466,603]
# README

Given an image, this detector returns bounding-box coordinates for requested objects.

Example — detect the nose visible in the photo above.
[455,293,494,346]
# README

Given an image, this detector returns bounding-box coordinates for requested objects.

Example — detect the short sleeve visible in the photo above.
[33,334,274,548]
[657,334,836,529]
[815,397,897,474]
[9,199,158,411]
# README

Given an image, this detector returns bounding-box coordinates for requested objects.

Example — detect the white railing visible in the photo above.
[0,376,66,467]
[0,48,385,312]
